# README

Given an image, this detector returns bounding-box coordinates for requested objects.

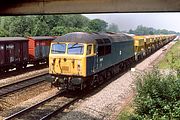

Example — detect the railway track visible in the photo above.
[0,64,48,80]
[0,73,49,97]
[3,91,79,120]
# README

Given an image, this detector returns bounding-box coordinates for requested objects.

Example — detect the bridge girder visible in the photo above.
[0,0,180,15]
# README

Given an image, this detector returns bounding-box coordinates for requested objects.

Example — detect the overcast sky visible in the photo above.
[83,13,180,32]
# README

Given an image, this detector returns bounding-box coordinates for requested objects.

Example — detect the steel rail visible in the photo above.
[0,73,48,96]
[4,90,65,120]
[39,97,79,120]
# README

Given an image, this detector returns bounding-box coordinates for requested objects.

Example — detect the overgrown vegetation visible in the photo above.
[134,70,180,119]
[0,15,108,37]
[118,103,135,120]
[118,70,180,120]
[0,15,179,37]
[129,25,180,35]
[158,41,180,77]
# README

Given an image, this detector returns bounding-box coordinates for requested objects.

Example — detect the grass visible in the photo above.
[158,41,180,69]
[117,102,135,120]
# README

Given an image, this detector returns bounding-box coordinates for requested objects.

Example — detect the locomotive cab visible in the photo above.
[49,39,96,90]
[49,42,96,76]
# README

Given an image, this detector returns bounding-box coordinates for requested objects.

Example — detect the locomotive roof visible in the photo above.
[0,37,28,41]
[54,32,133,44]
[29,36,55,40]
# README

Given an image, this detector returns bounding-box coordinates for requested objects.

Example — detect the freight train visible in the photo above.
[0,36,55,72]
[48,32,176,90]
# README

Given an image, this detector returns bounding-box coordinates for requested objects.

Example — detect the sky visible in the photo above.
[83,13,180,32]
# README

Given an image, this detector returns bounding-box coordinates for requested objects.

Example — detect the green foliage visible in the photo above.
[0,16,179,37]
[129,25,179,35]
[134,70,180,119]
[158,41,180,77]
[8,16,34,37]
[0,15,101,37]
[51,26,92,36]
[107,23,119,32]
[88,19,108,32]
[118,104,136,120]
[0,27,8,37]
[31,16,50,36]
[168,52,180,78]
[62,15,90,28]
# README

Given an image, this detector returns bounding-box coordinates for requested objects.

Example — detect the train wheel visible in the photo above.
[98,74,104,85]
[90,75,98,88]
[0,69,4,73]
[123,62,126,71]
[23,63,27,68]
[16,65,22,70]
[34,62,39,66]
[3,68,8,72]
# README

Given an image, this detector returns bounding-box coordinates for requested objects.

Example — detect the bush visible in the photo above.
[134,70,180,119]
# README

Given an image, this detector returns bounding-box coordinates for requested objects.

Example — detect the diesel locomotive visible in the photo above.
[48,32,176,90]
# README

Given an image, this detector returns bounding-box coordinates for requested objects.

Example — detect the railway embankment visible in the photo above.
[118,40,180,119]
[158,40,180,76]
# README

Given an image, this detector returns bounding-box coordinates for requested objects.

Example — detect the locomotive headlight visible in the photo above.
[52,58,55,65]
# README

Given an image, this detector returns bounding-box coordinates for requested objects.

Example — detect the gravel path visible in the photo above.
[52,41,176,120]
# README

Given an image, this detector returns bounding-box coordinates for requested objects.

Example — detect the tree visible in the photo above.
[107,23,119,32]
[129,29,134,34]
[129,25,178,35]
[31,16,50,36]
[51,26,92,36]
[8,16,34,37]
[0,28,8,37]
[62,15,89,28]
[88,19,108,32]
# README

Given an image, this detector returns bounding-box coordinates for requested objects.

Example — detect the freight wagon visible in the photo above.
[0,37,28,72]
[0,36,56,72]
[28,36,55,65]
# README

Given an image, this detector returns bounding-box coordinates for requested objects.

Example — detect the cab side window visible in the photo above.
[94,45,96,54]
[98,46,104,56]
[86,45,92,55]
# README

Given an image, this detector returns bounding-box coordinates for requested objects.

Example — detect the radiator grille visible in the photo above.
[62,66,69,72]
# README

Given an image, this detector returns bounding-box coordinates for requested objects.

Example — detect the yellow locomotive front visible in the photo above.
[49,32,96,90]
[49,42,87,76]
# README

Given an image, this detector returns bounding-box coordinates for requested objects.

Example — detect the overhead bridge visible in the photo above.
[0,0,180,15]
